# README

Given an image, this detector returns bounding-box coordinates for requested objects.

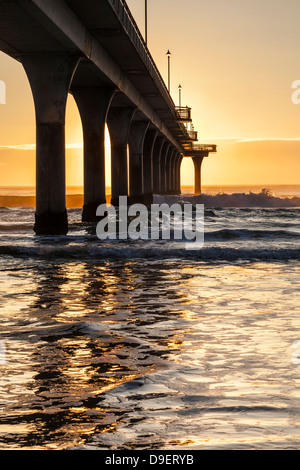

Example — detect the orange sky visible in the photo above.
[1,0,300,188]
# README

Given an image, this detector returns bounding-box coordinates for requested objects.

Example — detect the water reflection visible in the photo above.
[0,258,188,449]
[1,257,299,449]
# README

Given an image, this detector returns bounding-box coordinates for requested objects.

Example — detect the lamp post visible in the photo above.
[166,50,171,92]
[145,0,148,45]
[178,84,182,108]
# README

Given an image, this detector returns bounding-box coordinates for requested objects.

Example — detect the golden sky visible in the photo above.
[1,0,300,188]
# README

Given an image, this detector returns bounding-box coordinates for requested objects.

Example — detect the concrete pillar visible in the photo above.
[22,53,80,235]
[152,135,165,194]
[107,107,136,205]
[143,128,158,205]
[176,155,183,194]
[164,145,175,194]
[159,142,171,194]
[192,156,204,195]
[174,153,183,194]
[128,120,150,204]
[170,151,179,193]
[166,148,177,194]
[72,86,115,221]
[164,148,172,194]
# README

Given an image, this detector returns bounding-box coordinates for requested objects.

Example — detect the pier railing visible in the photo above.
[107,0,213,155]
[175,106,192,122]
[109,0,176,110]
[187,130,198,141]
[192,144,217,152]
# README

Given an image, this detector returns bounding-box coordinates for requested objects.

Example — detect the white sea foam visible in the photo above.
[154,190,300,208]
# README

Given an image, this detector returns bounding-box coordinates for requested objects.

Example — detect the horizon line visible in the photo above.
[2,137,300,150]
[0,183,299,189]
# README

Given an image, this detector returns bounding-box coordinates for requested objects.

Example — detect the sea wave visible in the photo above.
[0,224,34,233]
[1,192,300,262]
[0,242,299,262]
[155,191,300,208]
[205,228,300,240]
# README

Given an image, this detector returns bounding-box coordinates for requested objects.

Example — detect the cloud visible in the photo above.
[197,137,300,150]
[236,137,300,143]
[0,144,36,150]
[0,143,84,150]
[199,137,300,143]
[1,139,300,153]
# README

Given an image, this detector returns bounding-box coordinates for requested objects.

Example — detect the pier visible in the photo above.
[0,0,216,234]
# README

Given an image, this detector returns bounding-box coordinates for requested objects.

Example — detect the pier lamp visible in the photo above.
[178,84,182,107]
[166,50,171,92]
[145,0,148,45]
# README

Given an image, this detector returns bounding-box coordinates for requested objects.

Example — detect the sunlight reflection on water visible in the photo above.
[0,256,299,449]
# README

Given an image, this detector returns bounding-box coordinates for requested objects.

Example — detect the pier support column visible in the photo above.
[177,154,183,193]
[170,151,179,193]
[152,136,165,194]
[175,155,183,194]
[128,121,150,204]
[107,107,136,205]
[72,86,115,221]
[22,53,80,235]
[159,142,171,194]
[166,148,177,194]
[192,156,204,195]
[143,128,158,205]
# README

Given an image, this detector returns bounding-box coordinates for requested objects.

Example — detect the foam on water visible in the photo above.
[155,190,300,208]
[0,198,299,262]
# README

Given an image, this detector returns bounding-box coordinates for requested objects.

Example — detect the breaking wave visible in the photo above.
[155,189,300,208]
[0,241,299,262]
[1,189,300,263]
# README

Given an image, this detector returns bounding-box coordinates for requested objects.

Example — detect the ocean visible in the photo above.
[0,185,299,450]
